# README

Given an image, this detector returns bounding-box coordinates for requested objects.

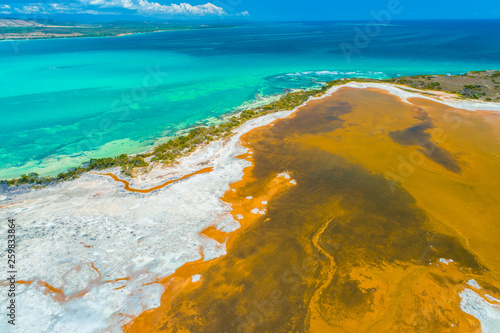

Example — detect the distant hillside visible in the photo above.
[0,18,234,40]
[0,19,45,27]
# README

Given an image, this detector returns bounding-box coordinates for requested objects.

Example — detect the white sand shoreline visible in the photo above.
[339,81,500,112]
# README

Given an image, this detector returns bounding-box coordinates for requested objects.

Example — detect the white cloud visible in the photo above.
[87,0,135,9]
[0,10,12,15]
[5,0,247,17]
[78,9,120,15]
[46,3,119,15]
[15,5,41,14]
[50,3,70,11]
[81,0,228,16]
[137,1,226,15]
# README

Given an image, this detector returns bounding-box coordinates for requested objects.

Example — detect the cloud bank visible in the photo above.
[2,1,249,17]
[82,0,231,16]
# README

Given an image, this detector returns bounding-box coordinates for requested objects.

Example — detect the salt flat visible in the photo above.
[0,105,297,332]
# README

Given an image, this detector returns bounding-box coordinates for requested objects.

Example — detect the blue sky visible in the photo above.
[0,0,499,21]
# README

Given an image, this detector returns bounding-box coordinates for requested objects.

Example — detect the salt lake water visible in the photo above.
[1,20,499,179]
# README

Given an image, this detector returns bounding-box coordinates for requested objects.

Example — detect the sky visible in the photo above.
[0,0,499,21]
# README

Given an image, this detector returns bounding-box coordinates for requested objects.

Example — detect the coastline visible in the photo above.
[1,84,326,184]
[340,81,500,112]
[2,82,500,332]
[0,25,235,42]
[0,94,305,332]
[3,74,500,186]
[0,86,290,182]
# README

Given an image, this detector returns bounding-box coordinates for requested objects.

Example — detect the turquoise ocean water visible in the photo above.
[1,20,499,179]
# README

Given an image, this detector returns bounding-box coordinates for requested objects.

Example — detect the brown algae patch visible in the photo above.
[126,87,500,332]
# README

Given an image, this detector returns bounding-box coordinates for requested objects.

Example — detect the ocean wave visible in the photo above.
[268,70,387,80]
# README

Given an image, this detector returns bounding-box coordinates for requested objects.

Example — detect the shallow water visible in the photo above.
[1,20,500,179]
[126,88,500,332]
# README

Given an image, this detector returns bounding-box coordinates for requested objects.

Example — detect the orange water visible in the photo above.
[125,88,500,332]
[96,167,214,193]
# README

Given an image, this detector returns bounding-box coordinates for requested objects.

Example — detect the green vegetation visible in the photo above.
[385,70,500,100]
[460,84,484,99]
[385,76,442,91]
[425,81,441,90]
[5,154,148,186]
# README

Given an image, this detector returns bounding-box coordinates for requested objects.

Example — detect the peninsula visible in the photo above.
[2,75,500,333]
[4,70,500,187]
[0,18,233,40]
